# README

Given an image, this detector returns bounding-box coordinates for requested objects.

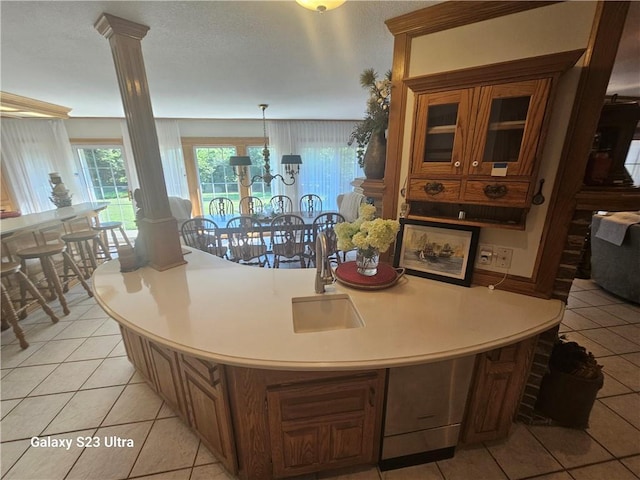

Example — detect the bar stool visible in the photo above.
[60,230,109,280]
[1,261,60,349]
[16,243,93,317]
[93,221,132,258]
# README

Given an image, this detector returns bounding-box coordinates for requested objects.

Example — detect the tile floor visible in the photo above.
[1,277,639,480]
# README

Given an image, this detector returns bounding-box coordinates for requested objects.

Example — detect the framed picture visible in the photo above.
[393,219,480,287]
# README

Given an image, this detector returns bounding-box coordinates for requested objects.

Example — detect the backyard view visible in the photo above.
[74,146,136,231]
[195,145,271,214]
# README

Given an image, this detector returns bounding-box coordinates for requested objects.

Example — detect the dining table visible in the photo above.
[204,210,338,233]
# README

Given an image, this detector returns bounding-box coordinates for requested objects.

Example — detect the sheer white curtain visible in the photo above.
[1,119,90,214]
[121,119,189,198]
[268,121,362,211]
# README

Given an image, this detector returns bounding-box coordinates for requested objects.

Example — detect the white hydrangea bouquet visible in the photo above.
[335,204,400,275]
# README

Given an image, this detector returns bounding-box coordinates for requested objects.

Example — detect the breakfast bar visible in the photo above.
[0,202,108,237]
[93,248,564,479]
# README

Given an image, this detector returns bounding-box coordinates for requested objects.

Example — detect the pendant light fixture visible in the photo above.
[295,0,346,13]
[229,104,301,187]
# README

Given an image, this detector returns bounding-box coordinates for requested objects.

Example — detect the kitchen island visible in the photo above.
[93,248,563,479]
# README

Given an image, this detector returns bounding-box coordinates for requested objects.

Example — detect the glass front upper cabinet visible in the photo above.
[412,90,473,175]
[468,79,551,177]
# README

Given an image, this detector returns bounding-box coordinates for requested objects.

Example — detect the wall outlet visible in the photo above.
[478,245,493,265]
[495,247,513,269]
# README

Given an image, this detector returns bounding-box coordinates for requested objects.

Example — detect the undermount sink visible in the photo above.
[291,294,364,333]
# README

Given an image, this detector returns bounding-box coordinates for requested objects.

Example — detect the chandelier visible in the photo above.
[295,0,346,13]
[229,104,301,187]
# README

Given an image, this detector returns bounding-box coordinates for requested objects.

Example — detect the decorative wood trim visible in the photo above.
[385,1,560,37]
[575,187,640,211]
[405,50,584,93]
[69,138,123,145]
[181,137,264,148]
[534,1,631,296]
[1,91,71,119]
[382,33,412,222]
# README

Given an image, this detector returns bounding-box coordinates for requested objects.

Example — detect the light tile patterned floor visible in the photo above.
[1,278,638,479]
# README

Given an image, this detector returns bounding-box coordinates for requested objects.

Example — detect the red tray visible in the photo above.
[334,261,405,290]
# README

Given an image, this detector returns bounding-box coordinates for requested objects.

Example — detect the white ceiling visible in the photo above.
[1,1,637,121]
[0,0,436,120]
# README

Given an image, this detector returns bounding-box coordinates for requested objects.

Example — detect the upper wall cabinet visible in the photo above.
[405,50,583,229]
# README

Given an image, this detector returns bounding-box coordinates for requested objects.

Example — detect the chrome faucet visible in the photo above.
[315,231,334,293]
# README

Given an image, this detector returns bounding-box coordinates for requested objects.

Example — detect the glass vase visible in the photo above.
[356,247,379,276]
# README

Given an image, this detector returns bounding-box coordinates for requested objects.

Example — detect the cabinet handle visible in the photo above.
[472,161,479,167]
[424,182,444,196]
[369,387,375,407]
[483,184,508,199]
[454,161,461,168]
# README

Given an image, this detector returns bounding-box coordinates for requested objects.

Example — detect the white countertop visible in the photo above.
[0,202,108,236]
[93,248,564,371]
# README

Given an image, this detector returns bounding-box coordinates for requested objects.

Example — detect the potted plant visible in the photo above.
[535,335,604,428]
[348,68,392,180]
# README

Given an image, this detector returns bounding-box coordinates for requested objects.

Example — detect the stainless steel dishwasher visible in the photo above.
[380,356,476,470]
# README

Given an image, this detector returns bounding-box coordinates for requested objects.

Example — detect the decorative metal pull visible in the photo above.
[484,184,508,199]
[472,161,479,167]
[454,161,461,168]
[424,182,445,196]
[369,387,375,407]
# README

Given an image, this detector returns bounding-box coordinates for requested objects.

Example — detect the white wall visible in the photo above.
[65,118,264,139]
[400,1,598,278]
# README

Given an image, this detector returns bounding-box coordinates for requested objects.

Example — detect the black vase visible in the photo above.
[363,129,386,180]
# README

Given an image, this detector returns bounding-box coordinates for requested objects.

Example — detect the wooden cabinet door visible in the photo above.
[266,374,384,478]
[468,79,551,177]
[179,355,237,474]
[147,341,187,420]
[119,326,154,383]
[461,336,537,444]
[412,89,474,175]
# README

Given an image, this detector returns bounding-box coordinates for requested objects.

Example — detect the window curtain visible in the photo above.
[120,119,189,198]
[1,119,91,214]
[268,121,362,211]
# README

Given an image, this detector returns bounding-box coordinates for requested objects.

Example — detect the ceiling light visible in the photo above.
[295,0,346,13]
[229,104,301,187]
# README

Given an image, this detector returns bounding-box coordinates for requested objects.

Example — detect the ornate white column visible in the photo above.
[95,13,185,271]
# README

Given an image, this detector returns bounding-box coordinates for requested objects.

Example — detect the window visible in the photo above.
[73,145,136,230]
[624,139,640,186]
[194,146,239,213]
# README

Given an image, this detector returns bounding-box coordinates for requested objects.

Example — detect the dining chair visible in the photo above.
[269,195,293,215]
[299,194,323,217]
[309,212,345,267]
[239,196,264,216]
[208,197,235,217]
[181,217,228,259]
[225,216,270,267]
[270,214,308,268]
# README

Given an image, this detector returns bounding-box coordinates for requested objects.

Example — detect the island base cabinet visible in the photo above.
[118,326,237,475]
[461,336,538,444]
[267,375,383,478]
[178,354,237,474]
[226,366,386,480]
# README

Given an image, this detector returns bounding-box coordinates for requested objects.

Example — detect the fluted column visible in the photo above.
[95,13,185,271]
